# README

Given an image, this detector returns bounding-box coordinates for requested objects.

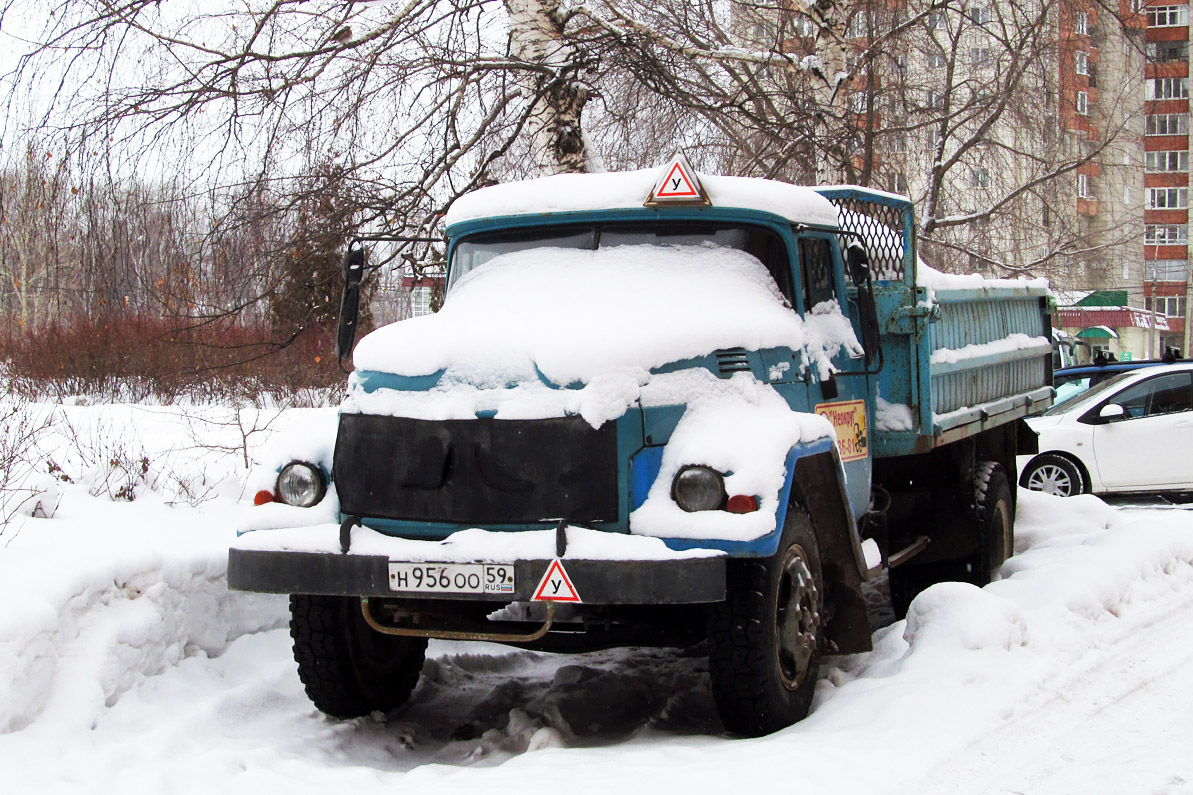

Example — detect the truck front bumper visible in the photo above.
[228,547,726,605]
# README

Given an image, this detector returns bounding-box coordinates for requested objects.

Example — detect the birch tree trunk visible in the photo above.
[505,0,595,175]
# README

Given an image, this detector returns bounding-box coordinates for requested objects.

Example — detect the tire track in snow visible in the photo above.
[918,575,1193,795]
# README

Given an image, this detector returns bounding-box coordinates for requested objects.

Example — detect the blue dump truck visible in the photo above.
[229,158,1052,736]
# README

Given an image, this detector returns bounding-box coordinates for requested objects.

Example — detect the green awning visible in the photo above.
[1076,325,1118,339]
[1076,290,1128,307]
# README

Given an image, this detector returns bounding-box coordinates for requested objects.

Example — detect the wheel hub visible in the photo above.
[776,544,820,690]
[1027,464,1074,496]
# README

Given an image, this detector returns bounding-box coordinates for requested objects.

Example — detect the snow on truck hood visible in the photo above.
[443,169,840,229]
[347,243,862,428]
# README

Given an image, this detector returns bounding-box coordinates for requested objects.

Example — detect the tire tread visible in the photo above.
[289,594,425,718]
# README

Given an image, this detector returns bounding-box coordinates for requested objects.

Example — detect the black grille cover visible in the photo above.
[333,414,619,524]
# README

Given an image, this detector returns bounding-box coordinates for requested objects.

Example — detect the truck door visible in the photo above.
[798,234,873,518]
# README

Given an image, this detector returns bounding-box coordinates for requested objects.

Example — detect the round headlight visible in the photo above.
[276,462,326,508]
[672,465,726,512]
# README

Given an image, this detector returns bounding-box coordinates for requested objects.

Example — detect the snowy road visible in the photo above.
[921,567,1193,795]
[4,436,1193,795]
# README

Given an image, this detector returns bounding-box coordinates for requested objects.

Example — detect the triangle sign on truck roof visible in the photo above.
[645,151,710,206]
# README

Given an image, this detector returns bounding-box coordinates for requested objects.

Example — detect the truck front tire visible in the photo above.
[708,505,822,736]
[289,594,427,718]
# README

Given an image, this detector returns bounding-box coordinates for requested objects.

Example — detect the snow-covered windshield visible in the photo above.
[448,222,794,301]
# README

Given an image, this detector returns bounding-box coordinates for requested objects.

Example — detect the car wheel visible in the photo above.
[290,594,427,718]
[708,505,822,736]
[1020,454,1085,497]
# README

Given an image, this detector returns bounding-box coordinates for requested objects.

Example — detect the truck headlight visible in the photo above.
[672,465,725,512]
[276,462,327,507]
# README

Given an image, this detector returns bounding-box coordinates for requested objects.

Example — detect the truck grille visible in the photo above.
[333,414,619,525]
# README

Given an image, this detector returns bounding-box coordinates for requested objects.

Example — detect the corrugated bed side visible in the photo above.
[929,296,1049,417]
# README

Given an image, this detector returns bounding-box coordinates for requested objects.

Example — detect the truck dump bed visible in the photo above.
[817,188,1053,458]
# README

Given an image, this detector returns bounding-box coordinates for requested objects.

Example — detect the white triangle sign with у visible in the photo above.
[532,559,582,602]
[646,151,709,205]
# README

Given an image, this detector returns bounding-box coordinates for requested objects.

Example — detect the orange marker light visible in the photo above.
[253,490,276,506]
[726,494,759,514]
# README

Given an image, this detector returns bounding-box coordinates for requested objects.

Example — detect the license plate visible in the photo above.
[387,562,515,595]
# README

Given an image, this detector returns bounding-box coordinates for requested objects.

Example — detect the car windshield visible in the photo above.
[448,222,793,300]
[1044,369,1139,415]
[1053,376,1091,404]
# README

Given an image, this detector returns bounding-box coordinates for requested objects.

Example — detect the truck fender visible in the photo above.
[789,450,873,655]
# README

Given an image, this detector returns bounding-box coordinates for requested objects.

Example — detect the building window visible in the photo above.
[888,132,908,153]
[925,89,943,109]
[1146,295,1187,317]
[411,286,435,317]
[1151,259,1190,280]
[892,172,909,194]
[1076,90,1089,115]
[928,50,947,68]
[1077,173,1092,198]
[846,13,870,38]
[792,14,818,37]
[1147,187,1189,208]
[927,10,947,29]
[1146,150,1190,172]
[1145,224,1190,244]
[1074,11,1089,34]
[1148,78,1190,100]
[1160,334,1185,353]
[1146,113,1189,135]
[1146,5,1189,26]
[970,166,990,188]
[1075,51,1089,75]
[851,92,875,113]
[968,6,991,24]
[1147,41,1190,62]
[971,48,991,66]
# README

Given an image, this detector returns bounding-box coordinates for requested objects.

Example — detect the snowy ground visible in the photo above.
[3,401,1193,794]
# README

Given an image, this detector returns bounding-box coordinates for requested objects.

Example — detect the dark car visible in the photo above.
[1053,347,1185,403]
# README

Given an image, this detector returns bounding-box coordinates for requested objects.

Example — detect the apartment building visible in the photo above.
[740,0,1188,358]
[1140,2,1192,354]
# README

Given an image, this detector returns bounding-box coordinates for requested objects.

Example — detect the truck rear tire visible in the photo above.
[289,594,427,718]
[971,461,1014,584]
[889,461,1013,618]
[708,505,822,736]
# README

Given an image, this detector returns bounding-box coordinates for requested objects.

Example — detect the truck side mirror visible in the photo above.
[846,244,881,370]
[846,242,869,286]
[335,247,367,361]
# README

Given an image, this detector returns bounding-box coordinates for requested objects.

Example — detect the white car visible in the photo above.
[1018,362,1193,496]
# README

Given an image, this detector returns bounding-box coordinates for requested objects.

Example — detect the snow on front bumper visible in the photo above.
[228,524,726,605]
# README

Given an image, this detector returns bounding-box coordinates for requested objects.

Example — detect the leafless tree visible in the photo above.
[567,0,1145,280]
[1,0,1149,306]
